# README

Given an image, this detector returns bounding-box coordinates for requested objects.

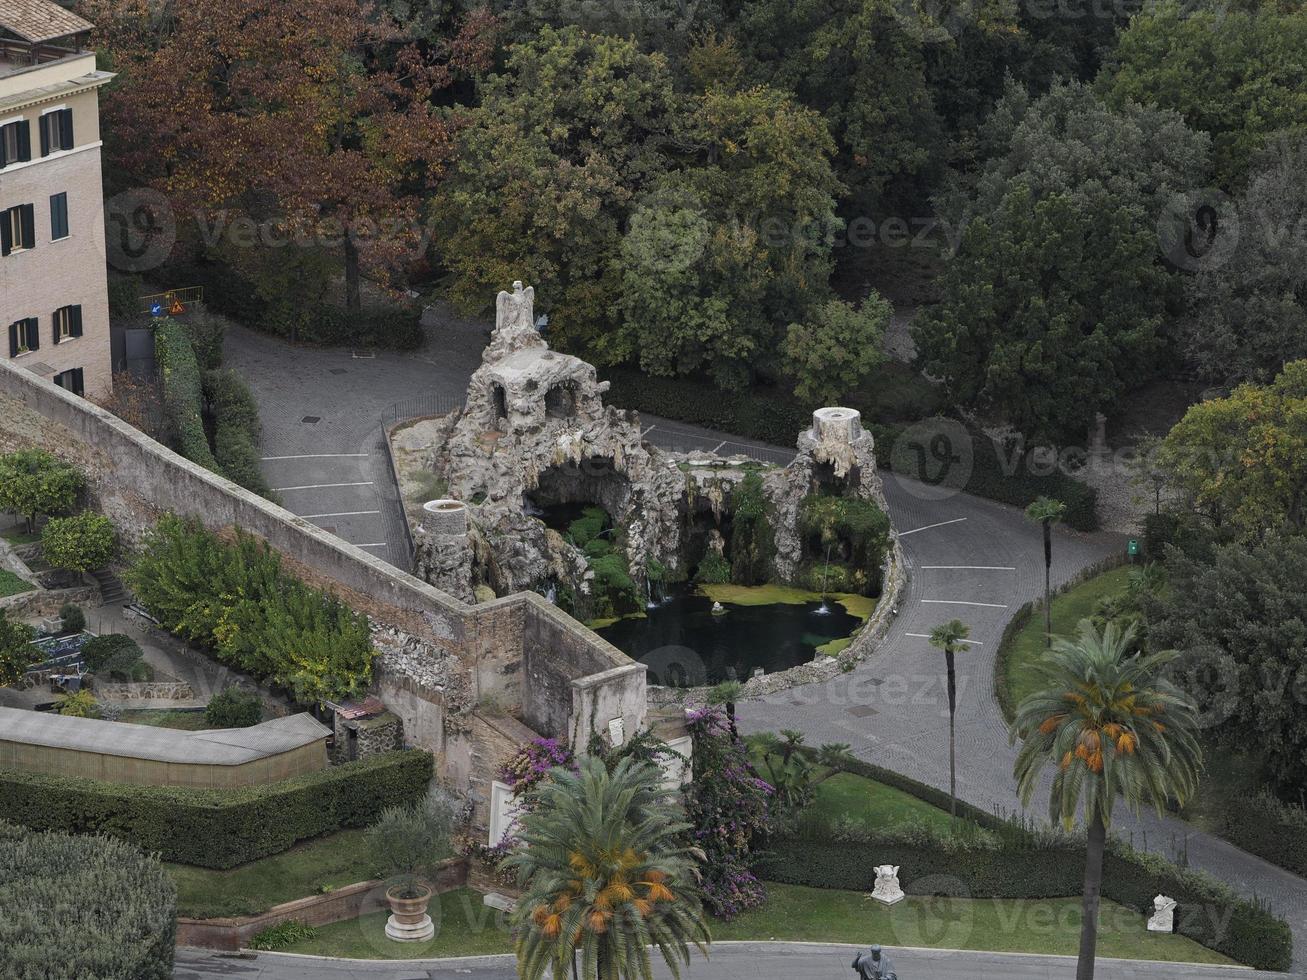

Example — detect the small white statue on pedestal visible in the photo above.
[1147,894,1176,933]
[870,865,905,906]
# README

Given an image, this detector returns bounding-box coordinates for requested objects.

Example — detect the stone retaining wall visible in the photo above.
[96,680,195,701]
[0,583,100,619]
[174,856,468,951]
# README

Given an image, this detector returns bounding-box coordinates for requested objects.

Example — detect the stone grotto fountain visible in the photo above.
[406,282,900,685]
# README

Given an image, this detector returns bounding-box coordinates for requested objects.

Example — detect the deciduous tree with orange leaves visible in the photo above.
[80,0,497,313]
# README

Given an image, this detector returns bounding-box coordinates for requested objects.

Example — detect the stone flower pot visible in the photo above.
[384,882,435,942]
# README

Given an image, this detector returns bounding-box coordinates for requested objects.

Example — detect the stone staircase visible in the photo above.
[91,568,128,605]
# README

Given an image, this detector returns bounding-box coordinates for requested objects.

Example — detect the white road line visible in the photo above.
[905,632,984,645]
[920,565,1017,571]
[302,510,382,519]
[261,454,369,460]
[354,542,388,549]
[921,598,1009,609]
[712,441,727,453]
[272,481,375,491]
[897,517,967,537]
[642,424,657,436]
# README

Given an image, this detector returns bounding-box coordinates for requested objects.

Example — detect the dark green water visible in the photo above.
[595,588,860,686]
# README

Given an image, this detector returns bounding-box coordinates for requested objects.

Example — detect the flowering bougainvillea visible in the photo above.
[498,737,576,797]
[685,706,773,918]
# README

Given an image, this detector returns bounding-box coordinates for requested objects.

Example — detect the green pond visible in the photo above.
[594,585,864,686]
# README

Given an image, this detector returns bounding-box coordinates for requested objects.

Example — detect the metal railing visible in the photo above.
[139,286,204,316]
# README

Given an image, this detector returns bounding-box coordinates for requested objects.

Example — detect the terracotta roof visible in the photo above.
[0,0,92,44]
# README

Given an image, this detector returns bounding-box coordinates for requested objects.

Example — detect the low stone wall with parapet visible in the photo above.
[0,360,645,788]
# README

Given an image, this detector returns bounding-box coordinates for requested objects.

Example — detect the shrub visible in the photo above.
[59,602,85,634]
[125,515,375,703]
[0,822,176,980]
[81,633,148,681]
[56,688,100,718]
[185,306,226,369]
[693,550,731,585]
[204,687,263,728]
[365,789,458,896]
[0,611,37,686]
[1217,791,1307,879]
[154,316,220,471]
[0,749,434,869]
[203,368,272,497]
[41,513,118,572]
[248,920,317,950]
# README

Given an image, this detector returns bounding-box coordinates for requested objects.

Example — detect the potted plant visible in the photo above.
[365,790,456,942]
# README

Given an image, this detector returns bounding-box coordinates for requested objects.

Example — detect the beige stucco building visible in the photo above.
[0,0,113,399]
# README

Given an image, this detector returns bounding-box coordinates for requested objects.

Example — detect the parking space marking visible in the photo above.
[920,565,1016,571]
[302,510,382,519]
[272,481,375,492]
[921,599,1009,609]
[905,632,983,645]
[898,518,967,536]
[261,453,370,460]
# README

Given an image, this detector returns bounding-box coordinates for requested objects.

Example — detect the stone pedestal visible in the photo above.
[385,912,435,942]
[871,864,905,906]
[811,406,863,444]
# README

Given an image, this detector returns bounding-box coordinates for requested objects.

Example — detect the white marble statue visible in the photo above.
[1147,894,1176,933]
[870,864,905,906]
[496,280,535,334]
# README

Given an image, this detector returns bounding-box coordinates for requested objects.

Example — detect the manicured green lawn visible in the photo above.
[166,830,380,919]
[277,884,1232,965]
[0,568,34,597]
[746,737,952,833]
[1000,566,1133,716]
[713,883,1235,965]
[118,709,210,730]
[277,888,515,958]
[0,527,40,546]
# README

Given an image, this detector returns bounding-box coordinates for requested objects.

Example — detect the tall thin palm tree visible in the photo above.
[1010,620,1203,980]
[506,756,711,980]
[928,619,970,819]
[1025,496,1067,647]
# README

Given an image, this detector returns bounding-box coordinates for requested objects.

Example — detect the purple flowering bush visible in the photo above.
[685,707,773,918]
[498,737,576,796]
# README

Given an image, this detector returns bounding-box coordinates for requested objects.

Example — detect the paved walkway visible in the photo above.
[220,314,1307,972]
[175,944,1293,979]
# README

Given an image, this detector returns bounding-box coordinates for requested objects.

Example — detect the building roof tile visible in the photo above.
[0,0,93,44]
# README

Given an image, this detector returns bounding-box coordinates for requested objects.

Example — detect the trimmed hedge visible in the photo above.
[0,749,433,869]
[601,370,1098,530]
[160,259,424,349]
[154,316,219,471]
[0,821,176,980]
[1218,791,1307,879]
[203,368,273,497]
[759,747,1291,970]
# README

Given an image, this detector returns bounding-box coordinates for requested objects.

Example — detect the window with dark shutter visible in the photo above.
[20,204,34,249]
[2,204,37,252]
[40,111,74,155]
[60,109,74,150]
[7,321,17,358]
[0,209,11,256]
[50,193,68,240]
[0,120,31,168]
[8,318,38,356]
[71,305,83,338]
[54,368,84,396]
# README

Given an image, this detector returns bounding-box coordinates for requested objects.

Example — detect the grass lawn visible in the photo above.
[746,736,952,833]
[0,568,34,597]
[277,888,515,958]
[0,526,40,546]
[1000,566,1133,717]
[276,884,1232,965]
[713,883,1235,965]
[166,830,381,919]
[117,709,210,730]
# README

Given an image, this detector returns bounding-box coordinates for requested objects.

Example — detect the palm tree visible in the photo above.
[928,619,970,819]
[1010,620,1202,980]
[506,756,710,980]
[1025,496,1067,647]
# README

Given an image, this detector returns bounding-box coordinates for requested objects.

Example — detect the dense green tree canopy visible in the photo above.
[1145,534,1307,794]
[1100,0,1307,189]
[0,450,84,533]
[913,82,1210,441]
[1179,139,1307,384]
[1155,360,1307,540]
